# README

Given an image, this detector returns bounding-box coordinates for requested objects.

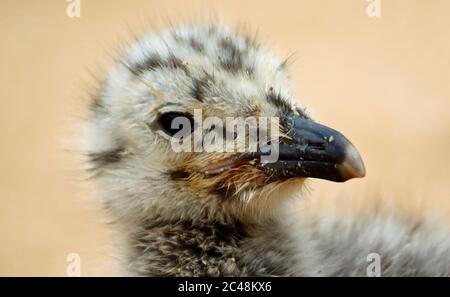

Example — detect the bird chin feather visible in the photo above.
[173,152,307,212]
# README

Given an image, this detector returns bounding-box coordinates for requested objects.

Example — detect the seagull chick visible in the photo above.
[86,23,450,276]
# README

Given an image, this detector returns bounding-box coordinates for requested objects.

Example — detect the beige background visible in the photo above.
[1,0,449,276]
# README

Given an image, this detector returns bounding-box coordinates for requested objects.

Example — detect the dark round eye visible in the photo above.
[158,112,195,137]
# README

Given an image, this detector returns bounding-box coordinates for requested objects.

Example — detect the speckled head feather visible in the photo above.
[86,23,310,225]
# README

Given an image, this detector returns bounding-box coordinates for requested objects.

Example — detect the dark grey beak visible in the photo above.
[263,116,366,182]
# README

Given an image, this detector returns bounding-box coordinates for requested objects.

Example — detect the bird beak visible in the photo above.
[262,116,366,182]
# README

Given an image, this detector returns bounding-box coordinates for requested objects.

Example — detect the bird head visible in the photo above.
[87,24,365,224]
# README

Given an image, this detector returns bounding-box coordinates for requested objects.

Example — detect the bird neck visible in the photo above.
[124,211,292,276]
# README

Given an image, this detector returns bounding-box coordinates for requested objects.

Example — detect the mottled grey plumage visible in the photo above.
[86,23,450,276]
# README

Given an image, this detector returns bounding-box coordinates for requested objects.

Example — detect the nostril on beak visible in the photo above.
[307,139,327,150]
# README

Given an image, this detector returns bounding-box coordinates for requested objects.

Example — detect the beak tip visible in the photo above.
[337,143,366,181]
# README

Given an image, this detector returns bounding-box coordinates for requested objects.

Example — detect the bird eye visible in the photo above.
[158,112,195,137]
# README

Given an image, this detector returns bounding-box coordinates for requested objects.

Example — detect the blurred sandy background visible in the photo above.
[1,0,449,276]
